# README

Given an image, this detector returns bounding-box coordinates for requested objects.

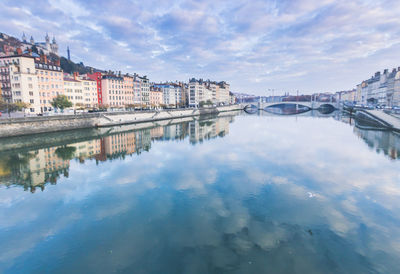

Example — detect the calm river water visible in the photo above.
[1,111,400,273]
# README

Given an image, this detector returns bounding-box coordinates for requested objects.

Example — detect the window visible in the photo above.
[30,108,34,112]
[30,99,34,103]
[29,84,33,88]
[29,91,33,96]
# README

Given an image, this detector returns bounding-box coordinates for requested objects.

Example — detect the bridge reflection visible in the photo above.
[244,102,336,115]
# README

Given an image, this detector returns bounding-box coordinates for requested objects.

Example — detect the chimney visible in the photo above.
[73,71,79,80]
[16,48,22,55]
[42,55,47,64]
[55,59,60,66]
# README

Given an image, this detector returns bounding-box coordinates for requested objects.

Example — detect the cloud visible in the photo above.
[2,0,400,94]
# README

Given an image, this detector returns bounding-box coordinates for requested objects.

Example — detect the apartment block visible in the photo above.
[36,60,64,113]
[0,55,40,113]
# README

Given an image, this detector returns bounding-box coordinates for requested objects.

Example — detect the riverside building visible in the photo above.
[150,86,163,108]
[358,68,400,107]
[36,58,64,113]
[64,72,84,108]
[153,83,182,107]
[188,78,231,107]
[0,55,40,114]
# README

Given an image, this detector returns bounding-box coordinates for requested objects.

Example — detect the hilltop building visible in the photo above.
[21,33,59,56]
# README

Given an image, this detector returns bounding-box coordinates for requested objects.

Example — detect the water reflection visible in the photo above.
[334,112,400,160]
[0,116,235,192]
[264,103,311,115]
[1,112,400,273]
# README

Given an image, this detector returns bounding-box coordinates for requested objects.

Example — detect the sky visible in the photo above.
[1,0,400,95]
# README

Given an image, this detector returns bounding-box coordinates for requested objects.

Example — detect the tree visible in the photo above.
[14,101,30,115]
[98,104,109,110]
[31,45,39,54]
[55,146,76,160]
[50,95,72,111]
[75,103,85,110]
[0,99,30,117]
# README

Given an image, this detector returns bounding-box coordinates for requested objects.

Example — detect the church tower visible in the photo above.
[30,36,34,44]
[51,36,58,55]
[22,32,27,43]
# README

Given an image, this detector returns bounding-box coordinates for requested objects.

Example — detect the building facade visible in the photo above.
[358,68,400,106]
[36,61,64,113]
[21,33,59,56]
[79,75,98,108]
[150,86,163,107]
[0,55,40,113]
[64,73,84,108]
[101,74,126,108]
[86,72,103,105]
[139,76,150,107]
[153,83,182,107]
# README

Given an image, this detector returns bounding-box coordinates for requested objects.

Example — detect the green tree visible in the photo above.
[0,99,30,117]
[55,146,76,160]
[31,45,39,54]
[51,95,72,111]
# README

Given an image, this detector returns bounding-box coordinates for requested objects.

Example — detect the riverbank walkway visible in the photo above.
[359,109,400,131]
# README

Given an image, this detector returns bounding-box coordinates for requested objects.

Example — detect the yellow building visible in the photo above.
[79,75,98,108]
[35,61,64,113]
[64,72,84,109]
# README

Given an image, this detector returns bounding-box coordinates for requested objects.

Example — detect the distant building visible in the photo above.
[188,78,231,107]
[153,83,182,107]
[358,67,400,106]
[139,75,150,107]
[123,74,135,107]
[150,86,163,107]
[21,33,59,56]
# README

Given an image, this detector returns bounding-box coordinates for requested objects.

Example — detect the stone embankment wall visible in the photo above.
[0,105,243,138]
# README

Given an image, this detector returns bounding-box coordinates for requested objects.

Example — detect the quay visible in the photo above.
[0,105,243,138]
[355,109,400,132]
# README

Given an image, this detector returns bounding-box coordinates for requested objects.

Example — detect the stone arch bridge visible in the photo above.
[244,101,337,110]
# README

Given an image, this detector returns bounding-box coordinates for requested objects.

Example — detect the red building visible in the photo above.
[87,72,103,105]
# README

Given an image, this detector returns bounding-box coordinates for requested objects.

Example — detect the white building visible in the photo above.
[0,55,40,114]
[359,68,400,106]
[21,33,59,56]
[153,83,182,107]
[188,78,230,107]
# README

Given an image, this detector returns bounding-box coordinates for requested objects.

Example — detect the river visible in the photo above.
[0,111,400,273]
